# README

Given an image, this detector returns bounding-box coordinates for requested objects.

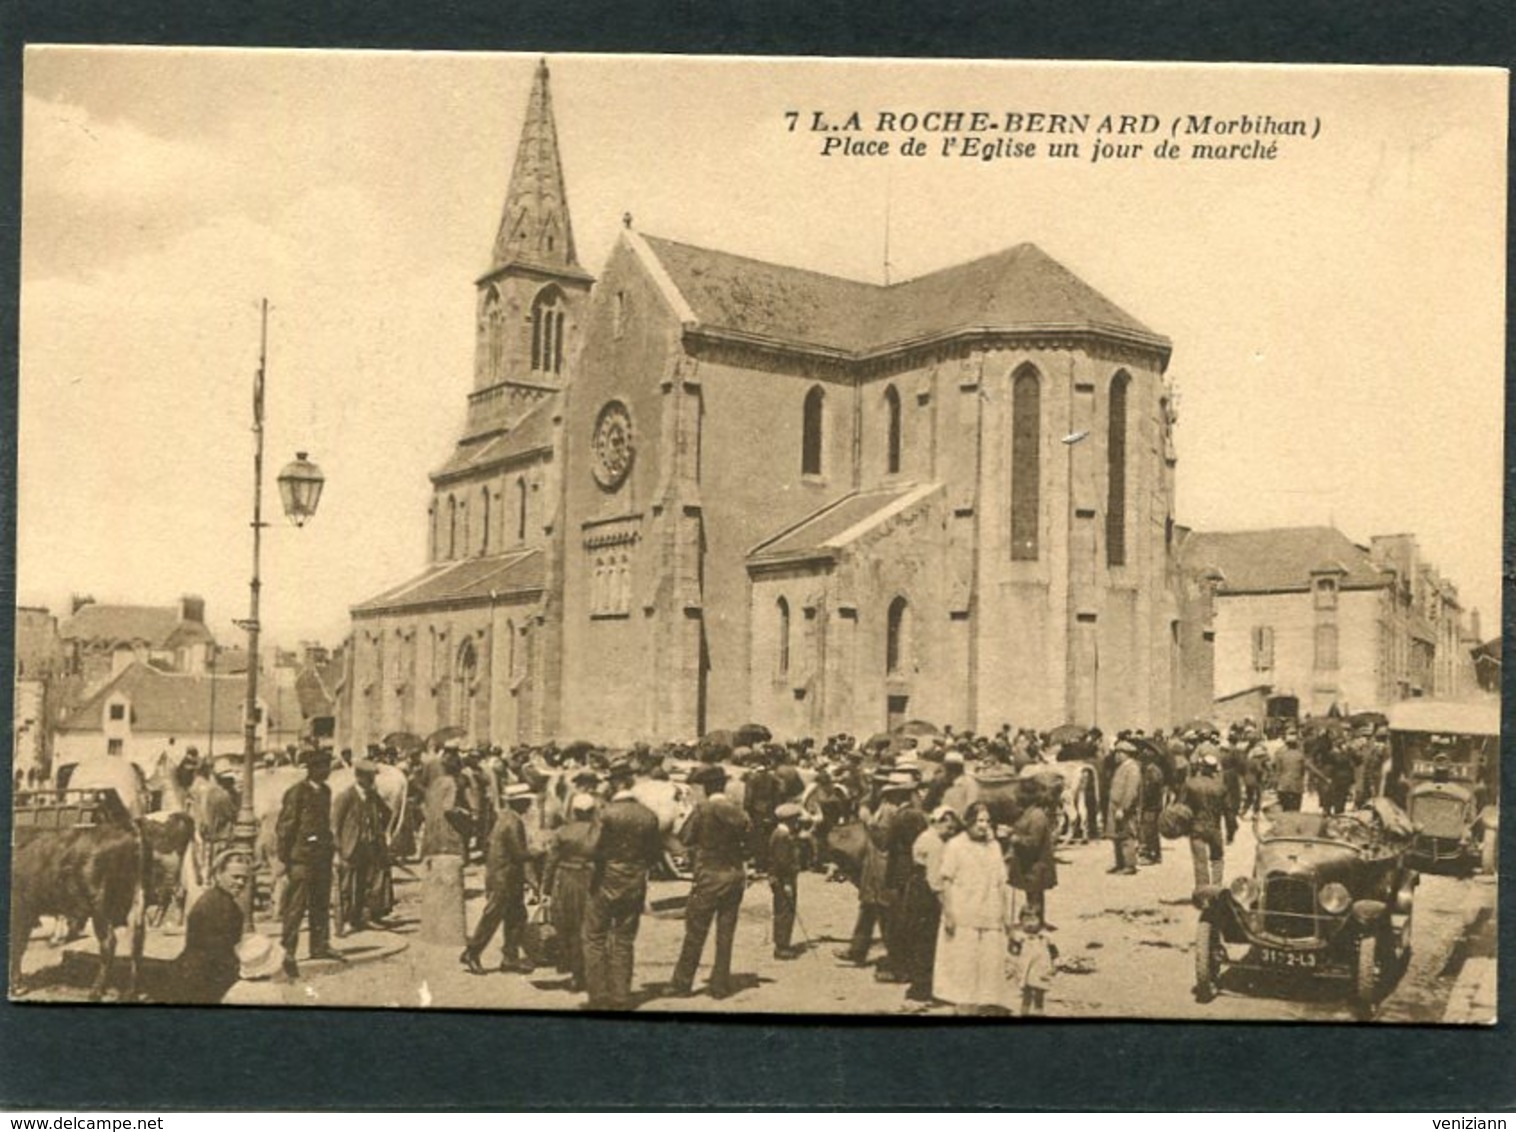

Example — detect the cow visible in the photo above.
[10,812,195,1000]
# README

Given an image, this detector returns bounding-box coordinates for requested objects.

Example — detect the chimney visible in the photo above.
[1469,608,1482,643]
[179,595,206,624]
[70,593,96,616]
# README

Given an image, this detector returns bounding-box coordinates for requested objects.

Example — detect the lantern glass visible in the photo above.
[277,451,325,527]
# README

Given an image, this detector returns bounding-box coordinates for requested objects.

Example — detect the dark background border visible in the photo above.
[0,0,1512,1111]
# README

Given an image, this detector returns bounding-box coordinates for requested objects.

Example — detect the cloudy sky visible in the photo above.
[17,49,1507,647]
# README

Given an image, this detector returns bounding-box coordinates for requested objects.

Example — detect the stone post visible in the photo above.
[420,854,466,945]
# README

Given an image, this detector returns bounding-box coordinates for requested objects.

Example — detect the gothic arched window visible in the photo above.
[887,596,910,675]
[777,597,791,677]
[1107,371,1130,567]
[531,288,565,374]
[885,384,902,474]
[1010,367,1041,561]
[483,285,505,378]
[802,385,825,476]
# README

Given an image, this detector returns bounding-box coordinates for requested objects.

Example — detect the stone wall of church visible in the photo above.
[556,241,681,742]
[348,600,538,750]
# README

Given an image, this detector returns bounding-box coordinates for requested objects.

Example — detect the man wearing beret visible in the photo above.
[669,765,751,999]
[276,747,342,974]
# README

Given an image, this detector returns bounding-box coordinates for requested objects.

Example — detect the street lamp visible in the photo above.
[234,299,325,928]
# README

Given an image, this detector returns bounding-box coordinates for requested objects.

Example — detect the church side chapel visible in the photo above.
[347,60,1216,750]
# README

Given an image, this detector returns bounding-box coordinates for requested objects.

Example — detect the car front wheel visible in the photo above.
[1194,920,1219,1003]
[1354,933,1379,1015]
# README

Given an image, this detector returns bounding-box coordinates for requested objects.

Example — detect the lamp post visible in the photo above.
[233,299,325,926]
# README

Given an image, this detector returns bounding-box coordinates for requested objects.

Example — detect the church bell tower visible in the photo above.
[466,58,593,439]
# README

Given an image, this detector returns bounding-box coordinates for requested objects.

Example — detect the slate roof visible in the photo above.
[749,483,939,564]
[1182,527,1391,594]
[58,663,250,735]
[351,549,544,615]
[61,604,215,649]
[433,394,557,481]
[639,235,1168,358]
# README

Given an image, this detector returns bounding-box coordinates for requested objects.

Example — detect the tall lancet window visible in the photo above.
[1107,371,1130,567]
[483,286,505,379]
[1010,366,1041,561]
[531,288,565,374]
[884,384,902,474]
[887,596,910,675]
[802,385,825,476]
[480,487,491,555]
[448,495,458,560]
[516,477,528,543]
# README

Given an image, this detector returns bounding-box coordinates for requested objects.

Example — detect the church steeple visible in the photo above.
[490,58,584,276]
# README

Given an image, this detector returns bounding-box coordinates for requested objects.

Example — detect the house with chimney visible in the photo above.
[60,594,218,694]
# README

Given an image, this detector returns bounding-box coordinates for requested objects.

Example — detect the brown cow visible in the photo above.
[10,813,194,1000]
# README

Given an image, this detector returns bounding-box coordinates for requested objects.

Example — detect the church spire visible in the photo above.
[491,58,583,275]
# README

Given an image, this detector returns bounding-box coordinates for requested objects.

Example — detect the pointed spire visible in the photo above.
[491,59,582,274]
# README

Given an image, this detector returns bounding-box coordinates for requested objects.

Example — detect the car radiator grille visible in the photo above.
[1411,795,1466,840]
[1260,874,1317,939]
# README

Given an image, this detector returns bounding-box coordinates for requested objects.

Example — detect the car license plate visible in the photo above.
[1259,947,1317,968]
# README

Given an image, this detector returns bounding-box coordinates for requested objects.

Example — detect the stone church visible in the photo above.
[346,60,1216,749]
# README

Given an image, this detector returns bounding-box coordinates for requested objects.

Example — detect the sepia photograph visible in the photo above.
[10,48,1505,1024]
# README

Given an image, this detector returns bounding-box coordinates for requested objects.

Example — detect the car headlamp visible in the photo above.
[1318,882,1351,914]
[1228,876,1258,906]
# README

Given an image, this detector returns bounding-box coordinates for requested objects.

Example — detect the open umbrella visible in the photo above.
[734,723,772,748]
[1176,718,1217,735]
[1047,723,1090,746]
[1348,711,1388,730]
[697,729,735,763]
[892,719,942,738]
[427,725,468,748]
[559,739,597,764]
[381,731,425,754]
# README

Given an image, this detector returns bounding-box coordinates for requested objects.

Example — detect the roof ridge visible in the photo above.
[641,233,883,291]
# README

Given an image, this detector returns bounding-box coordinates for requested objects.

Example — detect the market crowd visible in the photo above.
[159,714,1392,1013]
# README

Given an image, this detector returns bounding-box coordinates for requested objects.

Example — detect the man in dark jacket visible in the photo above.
[276,747,341,976]
[461,783,536,974]
[583,759,663,1010]
[1006,780,1058,924]
[1137,750,1167,864]
[742,751,781,873]
[1273,734,1307,812]
[768,803,804,960]
[1183,751,1228,893]
[879,779,929,983]
[670,765,751,999]
[164,850,249,1004]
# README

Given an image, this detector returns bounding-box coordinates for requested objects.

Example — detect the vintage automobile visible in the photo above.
[1384,699,1500,876]
[1194,803,1417,1014]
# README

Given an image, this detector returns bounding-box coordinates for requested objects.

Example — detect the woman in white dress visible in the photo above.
[934,801,1015,1014]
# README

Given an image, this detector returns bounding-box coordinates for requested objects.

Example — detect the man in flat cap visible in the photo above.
[1105,742,1141,876]
[276,746,342,975]
[669,765,751,999]
[334,758,391,936]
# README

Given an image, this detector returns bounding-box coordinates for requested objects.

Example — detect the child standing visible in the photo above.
[1009,910,1057,1016]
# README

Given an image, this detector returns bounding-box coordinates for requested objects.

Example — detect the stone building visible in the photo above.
[345,60,1215,749]
[1185,525,1473,717]
[59,594,217,694]
[13,605,63,780]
